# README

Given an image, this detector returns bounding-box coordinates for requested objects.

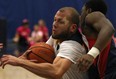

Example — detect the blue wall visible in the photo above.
[0,0,115,39]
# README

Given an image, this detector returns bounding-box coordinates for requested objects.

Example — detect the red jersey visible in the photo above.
[17,26,30,40]
[86,37,111,78]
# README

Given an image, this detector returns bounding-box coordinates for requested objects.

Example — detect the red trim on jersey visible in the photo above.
[86,37,111,78]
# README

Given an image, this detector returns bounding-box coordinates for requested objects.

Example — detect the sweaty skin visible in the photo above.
[77,6,115,72]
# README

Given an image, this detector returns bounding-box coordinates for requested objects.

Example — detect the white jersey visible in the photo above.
[46,36,89,79]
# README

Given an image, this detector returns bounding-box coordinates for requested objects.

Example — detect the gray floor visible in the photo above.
[0,40,46,79]
[0,65,45,79]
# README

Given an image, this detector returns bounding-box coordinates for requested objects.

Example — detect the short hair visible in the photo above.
[85,0,107,15]
[59,7,80,27]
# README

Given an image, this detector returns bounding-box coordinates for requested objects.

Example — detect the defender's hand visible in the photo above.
[77,54,94,72]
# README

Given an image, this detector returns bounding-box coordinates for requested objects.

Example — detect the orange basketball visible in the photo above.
[27,42,55,63]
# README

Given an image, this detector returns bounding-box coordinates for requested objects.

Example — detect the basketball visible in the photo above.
[27,42,55,63]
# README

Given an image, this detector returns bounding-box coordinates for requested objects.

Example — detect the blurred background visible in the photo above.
[0,0,115,57]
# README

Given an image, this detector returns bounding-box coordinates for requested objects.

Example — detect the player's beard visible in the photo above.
[52,28,71,41]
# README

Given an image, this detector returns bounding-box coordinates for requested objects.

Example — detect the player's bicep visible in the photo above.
[86,12,107,31]
[53,56,72,76]
[93,17,114,32]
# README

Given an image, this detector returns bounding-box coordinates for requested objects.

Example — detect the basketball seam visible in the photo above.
[29,46,54,53]
[30,51,53,63]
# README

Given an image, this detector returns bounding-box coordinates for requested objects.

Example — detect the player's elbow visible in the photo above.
[107,25,115,35]
[110,26,115,35]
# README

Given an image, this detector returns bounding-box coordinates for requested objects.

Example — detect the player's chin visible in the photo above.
[52,34,59,39]
[52,34,56,39]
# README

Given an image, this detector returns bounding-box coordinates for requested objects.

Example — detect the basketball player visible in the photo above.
[41,0,116,79]
[0,7,88,79]
[77,0,116,79]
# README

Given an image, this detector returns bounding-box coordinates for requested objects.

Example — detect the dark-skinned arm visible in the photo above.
[86,12,115,51]
[77,12,115,72]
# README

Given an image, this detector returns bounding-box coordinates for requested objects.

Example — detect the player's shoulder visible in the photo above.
[60,40,86,54]
[87,12,105,18]
[60,40,83,49]
[85,11,106,23]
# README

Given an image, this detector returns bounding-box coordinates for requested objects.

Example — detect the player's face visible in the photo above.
[52,10,72,40]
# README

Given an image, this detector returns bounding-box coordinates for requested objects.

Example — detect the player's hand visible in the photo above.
[0,55,21,69]
[77,54,94,72]
[18,50,31,59]
[19,50,38,63]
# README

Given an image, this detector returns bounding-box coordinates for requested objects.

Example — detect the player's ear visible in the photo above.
[70,24,77,33]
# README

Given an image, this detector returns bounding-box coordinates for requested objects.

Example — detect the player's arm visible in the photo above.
[77,12,115,72]
[21,56,72,79]
[86,12,115,57]
[0,55,72,79]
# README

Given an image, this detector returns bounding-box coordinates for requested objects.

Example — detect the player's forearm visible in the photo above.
[88,25,115,58]
[19,60,59,79]
[94,25,115,51]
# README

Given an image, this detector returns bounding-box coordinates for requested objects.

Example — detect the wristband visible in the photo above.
[87,47,100,58]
